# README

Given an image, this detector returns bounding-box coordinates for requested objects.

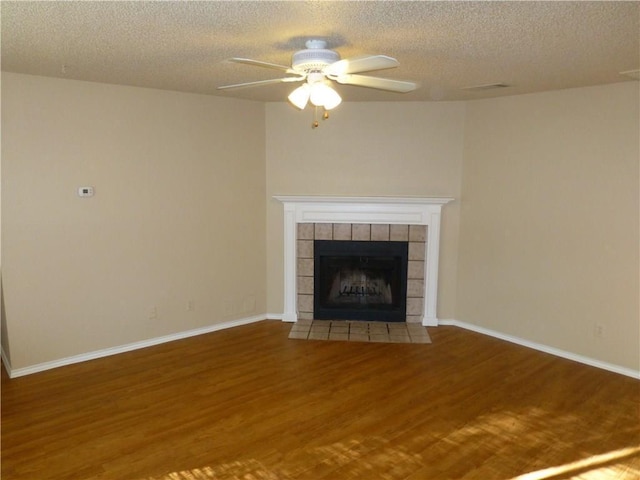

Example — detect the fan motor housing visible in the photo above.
[291,48,340,73]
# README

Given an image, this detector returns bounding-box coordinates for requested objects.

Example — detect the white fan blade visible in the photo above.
[218,76,305,90]
[324,55,399,75]
[333,74,417,93]
[228,58,295,74]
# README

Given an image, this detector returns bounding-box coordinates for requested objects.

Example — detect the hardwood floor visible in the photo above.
[2,320,639,479]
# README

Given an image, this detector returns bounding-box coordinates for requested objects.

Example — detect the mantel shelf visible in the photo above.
[273,195,454,205]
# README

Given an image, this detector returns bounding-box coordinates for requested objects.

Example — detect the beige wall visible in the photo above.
[265,102,466,320]
[3,73,637,374]
[457,82,639,370]
[1,73,266,370]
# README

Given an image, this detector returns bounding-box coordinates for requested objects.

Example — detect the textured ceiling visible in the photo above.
[2,1,639,102]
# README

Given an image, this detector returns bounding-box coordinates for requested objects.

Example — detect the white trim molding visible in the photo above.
[3,315,268,378]
[274,196,454,326]
[440,319,640,379]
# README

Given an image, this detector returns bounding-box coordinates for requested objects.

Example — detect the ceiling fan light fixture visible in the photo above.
[288,84,310,109]
[309,82,342,110]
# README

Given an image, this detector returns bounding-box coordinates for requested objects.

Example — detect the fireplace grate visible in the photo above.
[314,240,408,322]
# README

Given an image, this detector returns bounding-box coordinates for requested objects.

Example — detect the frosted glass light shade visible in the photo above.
[309,83,342,110]
[288,84,310,110]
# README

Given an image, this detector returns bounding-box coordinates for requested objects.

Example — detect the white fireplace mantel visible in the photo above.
[274,196,454,326]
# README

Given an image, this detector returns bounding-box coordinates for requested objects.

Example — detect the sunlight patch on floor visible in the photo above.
[143,458,282,480]
[511,445,640,480]
[139,434,640,479]
[142,436,422,480]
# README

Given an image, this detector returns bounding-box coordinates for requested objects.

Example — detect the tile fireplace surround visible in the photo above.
[298,222,424,322]
[275,196,453,326]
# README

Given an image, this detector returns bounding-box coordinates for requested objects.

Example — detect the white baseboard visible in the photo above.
[439,319,640,380]
[4,314,268,379]
[8,315,635,380]
[422,316,438,327]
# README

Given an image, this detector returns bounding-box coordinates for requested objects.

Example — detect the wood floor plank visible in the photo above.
[2,321,639,479]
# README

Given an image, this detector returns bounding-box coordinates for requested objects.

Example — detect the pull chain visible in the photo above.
[312,107,330,129]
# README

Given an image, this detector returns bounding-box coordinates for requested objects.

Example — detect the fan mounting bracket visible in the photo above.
[291,39,341,73]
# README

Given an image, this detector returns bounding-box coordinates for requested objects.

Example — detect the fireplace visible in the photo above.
[314,240,408,322]
[274,196,453,326]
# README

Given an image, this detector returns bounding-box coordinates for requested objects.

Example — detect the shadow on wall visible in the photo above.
[1,276,11,372]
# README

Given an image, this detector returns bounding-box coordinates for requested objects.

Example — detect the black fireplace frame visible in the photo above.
[313,240,408,322]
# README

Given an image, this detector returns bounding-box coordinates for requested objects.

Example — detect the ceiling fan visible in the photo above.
[218,39,418,118]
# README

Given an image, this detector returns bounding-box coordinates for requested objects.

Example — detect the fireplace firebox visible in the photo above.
[314,240,408,322]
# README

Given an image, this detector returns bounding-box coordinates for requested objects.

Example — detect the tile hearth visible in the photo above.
[288,320,432,344]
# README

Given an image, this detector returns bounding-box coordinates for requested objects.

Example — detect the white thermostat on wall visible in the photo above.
[77,186,95,197]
